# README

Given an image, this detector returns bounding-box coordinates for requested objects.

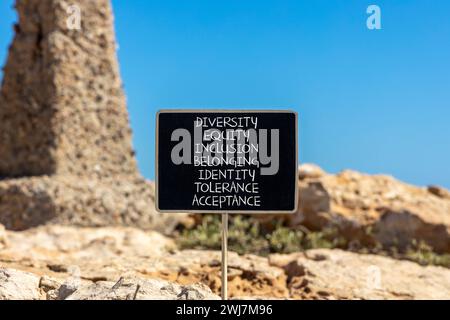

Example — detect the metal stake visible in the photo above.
[221,212,228,300]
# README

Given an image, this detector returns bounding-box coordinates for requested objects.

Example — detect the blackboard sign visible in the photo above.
[156,110,298,213]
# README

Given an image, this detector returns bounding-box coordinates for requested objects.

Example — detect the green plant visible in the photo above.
[267,226,304,253]
[403,240,450,268]
[178,215,348,256]
[178,215,222,251]
[176,215,450,268]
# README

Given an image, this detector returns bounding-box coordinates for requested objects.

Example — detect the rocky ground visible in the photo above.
[1,224,449,300]
[1,165,450,300]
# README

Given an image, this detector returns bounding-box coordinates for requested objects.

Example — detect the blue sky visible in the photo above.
[1,1,449,188]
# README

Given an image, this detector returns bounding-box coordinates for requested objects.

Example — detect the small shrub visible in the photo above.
[267,226,304,253]
[176,215,450,268]
[403,240,450,268]
[178,215,347,256]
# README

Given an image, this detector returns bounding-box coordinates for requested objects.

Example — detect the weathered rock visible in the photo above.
[0,224,288,298]
[428,185,450,200]
[144,250,289,299]
[1,225,449,300]
[0,225,220,300]
[57,281,79,300]
[0,0,136,177]
[0,267,219,300]
[39,276,62,293]
[293,166,450,253]
[0,224,7,250]
[0,268,42,300]
[0,177,187,233]
[298,163,325,179]
[65,278,219,300]
[0,224,175,262]
[270,249,450,300]
[0,0,186,231]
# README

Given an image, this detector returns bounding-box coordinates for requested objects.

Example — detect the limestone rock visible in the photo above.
[0,268,42,300]
[144,250,289,298]
[0,0,136,177]
[0,225,449,299]
[0,224,7,250]
[298,163,326,179]
[1,224,175,262]
[292,167,450,253]
[0,225,287,298]
[39,276,62,293]
[65,278,219,300]
[428,185,450,200]
[269,249,450,300]
[57,280,80,300]
[0,0,186,231]
[0,176,187,233]
[0,267,219,300]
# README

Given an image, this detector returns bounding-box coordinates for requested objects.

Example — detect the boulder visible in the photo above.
[65,278,219,300]
[0,268,42,300]
[144,250,289,298]
[298,163,326,179]
[270,248,450,300]
[293,167,450,253]
[0,224,175,262]
[428,185,450,200]
[0,267,219,300]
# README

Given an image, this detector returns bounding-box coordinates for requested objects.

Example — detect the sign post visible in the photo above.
[221,213,228,300]
[156,110,298,300]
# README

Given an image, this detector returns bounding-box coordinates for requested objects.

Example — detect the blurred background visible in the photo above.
[1,0,449,188]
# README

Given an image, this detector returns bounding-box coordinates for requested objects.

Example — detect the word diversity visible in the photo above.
[170,116,280,209]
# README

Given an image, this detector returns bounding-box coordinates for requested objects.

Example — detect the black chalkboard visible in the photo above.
[156,110,298,213]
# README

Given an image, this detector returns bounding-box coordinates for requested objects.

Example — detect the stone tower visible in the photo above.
[0,0,137,177]
[0,0,177,231]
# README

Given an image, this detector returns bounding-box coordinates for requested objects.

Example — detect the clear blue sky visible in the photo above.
[1,1,449,188]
